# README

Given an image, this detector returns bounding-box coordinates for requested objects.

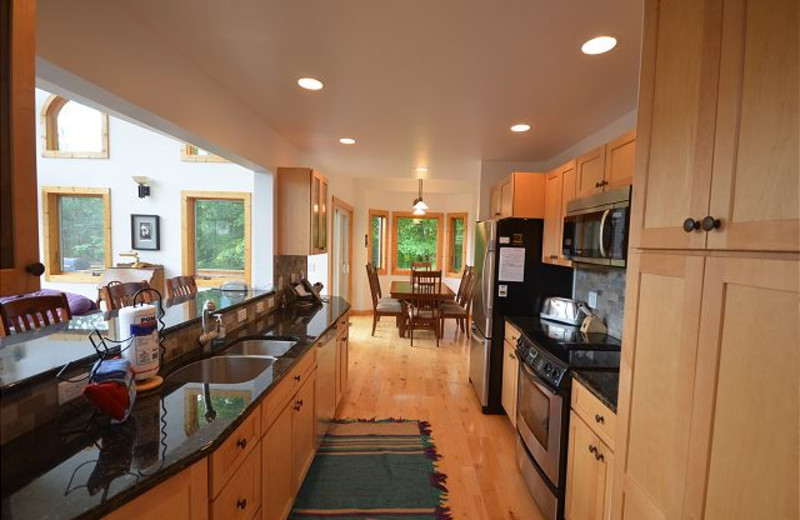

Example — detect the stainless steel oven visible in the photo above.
[516,361,567,520]
[563,186,630,267]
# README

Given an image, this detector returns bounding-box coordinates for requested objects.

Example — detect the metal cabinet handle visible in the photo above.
[701,216,721,232]
[683,218,700,233]
[294,375,301,382]
[236,498,247,510]
[594,414,605,424]
[595,452,605,462]
[236,438,247,449]
[588,444,597,454]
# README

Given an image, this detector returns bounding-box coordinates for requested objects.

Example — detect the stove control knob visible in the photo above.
[551,369,561,379]
[544,363,552,374]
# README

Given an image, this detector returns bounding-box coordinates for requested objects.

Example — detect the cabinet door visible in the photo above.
[683,256,798,520]
[499,178,513,217]
[500,340,518,427]
[319,176,328,253]
[629,0,723,250]
[311,173,321,254]
[542,170,563,264]
[706,0,799,252]
[604,130,636,191]
[293,371,317,490]
[339,329,348,400]
[263,403,294,520]
[566,415,612,520]
[559,161,576,266]
[490,186,502,218]
[575,146,606,199]
[612,252,705,520]
[102,460,208,520]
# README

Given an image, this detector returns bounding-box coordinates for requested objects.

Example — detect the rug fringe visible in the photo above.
[435,505,454,520]
[333,417,410,424]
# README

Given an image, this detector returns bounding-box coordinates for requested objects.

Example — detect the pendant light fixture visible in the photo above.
[412,178,429,214]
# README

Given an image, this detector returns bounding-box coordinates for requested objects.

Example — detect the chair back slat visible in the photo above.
[411,261,432,271]
[366,264,380,309]
[167,275,197,299]
[412,269,442,312]
[0,293,72,335]
[106,281,152,311]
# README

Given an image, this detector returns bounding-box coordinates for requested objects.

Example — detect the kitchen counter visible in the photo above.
[0,288,274,392]
[0,297,349,520]
[572,369,619,413]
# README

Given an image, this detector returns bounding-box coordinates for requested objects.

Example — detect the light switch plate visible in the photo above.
[237,308,248,323]
[588,291,598,308]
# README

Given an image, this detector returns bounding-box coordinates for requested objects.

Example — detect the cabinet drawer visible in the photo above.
[571,380,616,449]
[337,312,349,333]
[261,348,317,432]
[210,406,261,498]
[211,443,262,520]
[504,321,521,346]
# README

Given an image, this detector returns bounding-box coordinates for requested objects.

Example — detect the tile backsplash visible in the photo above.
[573,265,626,339]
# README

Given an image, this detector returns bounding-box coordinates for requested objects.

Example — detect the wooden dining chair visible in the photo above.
[105,280,152,311]
[0,293,72,335]
[366,264,405,336]
[407,269,443,347]
[166,275,197,299]
[441,266,475,337]
[410,261,432,271]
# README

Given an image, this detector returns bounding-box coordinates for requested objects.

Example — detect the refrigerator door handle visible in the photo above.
[485,249,495,312]
[481,249,489,314]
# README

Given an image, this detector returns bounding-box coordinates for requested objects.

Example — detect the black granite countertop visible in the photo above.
[572,369,620,413]
[0,297,349,520]
[0,288,275,392]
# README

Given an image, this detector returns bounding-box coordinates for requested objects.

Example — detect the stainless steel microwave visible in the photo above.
[562,186,631,267]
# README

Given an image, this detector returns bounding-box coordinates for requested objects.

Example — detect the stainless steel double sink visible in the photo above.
[167,338,298,384]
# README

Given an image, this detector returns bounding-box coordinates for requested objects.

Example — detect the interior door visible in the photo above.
[330,198,353,302]
[0,0,41,297]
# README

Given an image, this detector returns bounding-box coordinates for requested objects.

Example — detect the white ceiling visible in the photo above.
[116,0,643,180]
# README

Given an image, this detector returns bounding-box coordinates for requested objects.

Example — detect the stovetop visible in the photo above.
[508,315,621,389]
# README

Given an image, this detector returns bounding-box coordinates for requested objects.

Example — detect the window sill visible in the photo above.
[45,272,104,284]
[42,150,109,159]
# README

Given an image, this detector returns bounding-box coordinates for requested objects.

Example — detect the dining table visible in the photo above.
[389,280,457,337]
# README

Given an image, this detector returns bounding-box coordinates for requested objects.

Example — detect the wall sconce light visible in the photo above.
[132,176,151,198]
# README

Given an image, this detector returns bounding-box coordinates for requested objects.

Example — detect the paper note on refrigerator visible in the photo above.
[498,247,525,282]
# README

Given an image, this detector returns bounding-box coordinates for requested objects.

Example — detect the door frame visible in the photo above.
[329,196,354,301]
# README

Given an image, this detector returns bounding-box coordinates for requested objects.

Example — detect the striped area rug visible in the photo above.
[290,419,451,520]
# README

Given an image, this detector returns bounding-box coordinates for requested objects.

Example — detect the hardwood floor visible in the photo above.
[336,315,545,520]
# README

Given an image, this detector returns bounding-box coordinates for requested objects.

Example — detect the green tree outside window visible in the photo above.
[195,200,245,271]
[396,217,439,270]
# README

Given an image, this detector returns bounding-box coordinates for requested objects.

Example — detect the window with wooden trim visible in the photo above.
[41,95,109,158]
[446,213,468,277]
[41,187,112,282]
[180,143,228,163]
[181,191,251,286]
[368,209,389,275]
[391,211,444,275]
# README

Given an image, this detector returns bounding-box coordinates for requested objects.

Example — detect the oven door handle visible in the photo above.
[520,362,558,396]
[598,209,611,258]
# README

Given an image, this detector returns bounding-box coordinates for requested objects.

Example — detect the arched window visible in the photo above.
[41,95,109,158]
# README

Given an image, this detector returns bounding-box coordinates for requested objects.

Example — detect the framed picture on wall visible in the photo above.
[131,214,160,250]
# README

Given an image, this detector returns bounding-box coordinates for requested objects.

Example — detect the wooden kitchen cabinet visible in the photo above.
[335,313,350,408]
[488,172,545,218]
[101,460,209,520]
[631,0,797,252]
[542,160,576,266]
[276,167,328,255]
[575,146,607,199]
[566,414,614,520]
[501,321,521,426]
[292,372,317,491]
[262,399,295,520]
[603,130,636,191]
[211,443,262,520]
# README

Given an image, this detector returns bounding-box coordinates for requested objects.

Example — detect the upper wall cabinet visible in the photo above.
[489,172,545,219]
[542,160,576,267]
[631,0,798,252]
[277,167,328,256]
[575,131,637,200]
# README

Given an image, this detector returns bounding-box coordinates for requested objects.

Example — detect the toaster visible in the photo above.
[540,297,590,326]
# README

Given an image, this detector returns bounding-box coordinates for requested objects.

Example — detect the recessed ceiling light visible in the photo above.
[297,77,324,90]
[581,36,618,55]
[511,124,531,133]
[339,137,356,145]
[415,167,428,174]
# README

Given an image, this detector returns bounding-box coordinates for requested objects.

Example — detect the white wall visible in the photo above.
[34,89,274,299]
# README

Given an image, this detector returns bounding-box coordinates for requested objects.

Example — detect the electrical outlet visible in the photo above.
[237,308,248,323]
[58,374,89,405]
[588,291,598,308]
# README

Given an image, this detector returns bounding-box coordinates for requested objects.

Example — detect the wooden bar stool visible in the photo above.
[0,293,72,335]
[166,275,197,299]
[105,280,152,311]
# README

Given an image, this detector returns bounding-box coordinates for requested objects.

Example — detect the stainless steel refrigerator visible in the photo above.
[469,218,573,413]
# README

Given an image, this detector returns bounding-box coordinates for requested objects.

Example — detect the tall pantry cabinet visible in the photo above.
[613,1,799,520]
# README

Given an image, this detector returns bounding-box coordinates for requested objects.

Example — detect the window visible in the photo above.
[182,191,251,286]
[391,212,444,275]
[368,209,389,275]
[41,187,111,282]
[446,213,468,277]
[181,143,227,162]
[41,95,109,158]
